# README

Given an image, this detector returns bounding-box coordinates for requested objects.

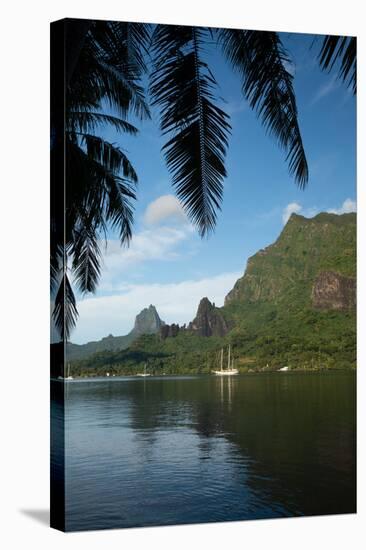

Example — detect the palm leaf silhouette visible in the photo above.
[52,273,78,340]
[218,29,308,188]
[150,25,231,236]
[71,227,102,294]
[318,35,356,94]
[52,20,148,340]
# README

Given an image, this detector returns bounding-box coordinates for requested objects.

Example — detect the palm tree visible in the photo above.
[51,20,356,339]
[51,20,150,338]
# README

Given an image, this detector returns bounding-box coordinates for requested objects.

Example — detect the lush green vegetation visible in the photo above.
[70,304,356,377]
[70,212,356,378]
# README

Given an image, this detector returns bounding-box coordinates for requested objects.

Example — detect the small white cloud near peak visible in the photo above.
[281,198,356,226]
[282,202,302,225]
[144,194,187,226]
[327,198,356,215]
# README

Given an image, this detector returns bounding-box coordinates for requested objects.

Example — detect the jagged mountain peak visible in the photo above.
[188,297,228,337]
[67,305,165,361]
[132,304,165,335]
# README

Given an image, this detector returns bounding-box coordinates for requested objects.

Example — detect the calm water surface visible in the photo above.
[57,372,355,531]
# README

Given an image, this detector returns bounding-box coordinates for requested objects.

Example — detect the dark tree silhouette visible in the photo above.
[52,21,150,338]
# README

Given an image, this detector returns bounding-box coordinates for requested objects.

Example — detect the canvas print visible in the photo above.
[50,18,356,531]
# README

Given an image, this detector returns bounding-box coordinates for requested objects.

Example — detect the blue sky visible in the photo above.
[71,30,356,344]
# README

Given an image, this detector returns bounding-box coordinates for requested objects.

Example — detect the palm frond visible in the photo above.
[88,20,151,119]
[68,23,150,121]
[68,111,138,135]
[95,59,150,120]
[54,20,152,340]
[52,272,78,341]
[81,133,138,182]
[218,29,308,188]
[150,25,231,236]
[71,228,102,294]
[50,244,63,294]
[319,35,356,94]
[92,20,150,74]
[66,138,136,247]
[104,176,135,243]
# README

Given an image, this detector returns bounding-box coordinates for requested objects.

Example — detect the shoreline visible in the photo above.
[51,367,356,382]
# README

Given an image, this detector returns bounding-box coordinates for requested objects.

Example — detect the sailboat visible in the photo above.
[58,363,73,380]
[65,362,73,380]
[137,363,151,377]
[213,345,238,376]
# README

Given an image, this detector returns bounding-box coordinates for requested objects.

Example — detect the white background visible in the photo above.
[0,0,365,548]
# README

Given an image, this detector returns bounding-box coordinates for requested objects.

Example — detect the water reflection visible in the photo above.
[55,372,356,531]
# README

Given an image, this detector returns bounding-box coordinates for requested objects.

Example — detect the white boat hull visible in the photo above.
[137,373,151,377]
[213,369,238,376]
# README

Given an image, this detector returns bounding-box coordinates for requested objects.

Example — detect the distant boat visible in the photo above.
[58,363,73,380]
[66,362,73,380]
[106,372,110,377]
[137,363,151,377]
[278,366,289,372]
[213,346,238,376]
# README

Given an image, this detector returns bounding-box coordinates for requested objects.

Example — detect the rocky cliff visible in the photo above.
[188,297,229,337]
[160,323,180,339]
[132,305,165,335]
[67,305,165,361]
[312,271,356,310]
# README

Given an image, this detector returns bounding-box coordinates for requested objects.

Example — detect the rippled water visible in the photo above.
[54,372,356,531]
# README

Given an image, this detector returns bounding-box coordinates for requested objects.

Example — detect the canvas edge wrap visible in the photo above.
[50,18,66,532]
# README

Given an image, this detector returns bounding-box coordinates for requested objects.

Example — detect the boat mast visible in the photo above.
[228,345,231,371]
[220,348,223,372]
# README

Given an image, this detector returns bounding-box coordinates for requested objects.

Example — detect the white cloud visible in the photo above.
[282,198,356,225]
[311,76,340,105]
[72,271,242,344]
[327,198,357,215]
[143,194,187,226]
[106,227,188,267]
[282,202,302,224]
[97,225,194,291]
[302,206,319,218]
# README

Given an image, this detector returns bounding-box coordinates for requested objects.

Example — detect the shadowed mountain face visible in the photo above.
[311,271,356,310]
[66,305,164,362]
[188,297,229,337]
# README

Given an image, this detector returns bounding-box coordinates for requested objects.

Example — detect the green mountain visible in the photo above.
[225,212,356,307]
[70,212,356,376]
[67,305,165,361]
